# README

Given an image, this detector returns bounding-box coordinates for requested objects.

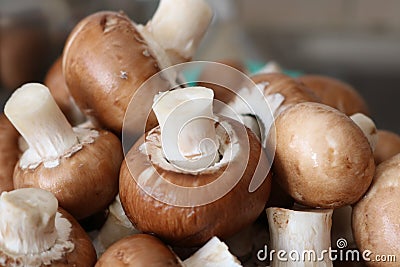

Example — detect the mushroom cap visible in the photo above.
[297,74,369,116]
[0,114,19,193]
[0,208,97,267]
[63,11,163,134]
[13,130,123,219]
[273,102,375,208]
[119,117,272,247]
[352,153,400,266]
[251,73,320,113]
[374,129,400,165]
[95,234,182,267]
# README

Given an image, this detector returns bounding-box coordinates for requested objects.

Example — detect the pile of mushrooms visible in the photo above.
[1,0,399,266]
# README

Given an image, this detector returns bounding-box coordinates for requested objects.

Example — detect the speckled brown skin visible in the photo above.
[13,130,123,220]
[0,208,97,267]
[352,154,400,267]
[63,11,163,134]
[44,56,83,125]
[374,130,400,165]
[197,59,246,104]
[273,102,375,208]
[0,114,19,193]
[297,75,369,116]
[251,73,320,113]
[119,118,272,247]
[96,234,182,267]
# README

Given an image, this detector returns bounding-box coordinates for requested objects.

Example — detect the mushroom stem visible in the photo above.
[4,83,78,161]
[146,0,212,65]
[349,113,377,151]
[0,188,58,254]
[152,87,219,172]
[184,237,242,267]
[95,195,139,255]
[266,207,333,267]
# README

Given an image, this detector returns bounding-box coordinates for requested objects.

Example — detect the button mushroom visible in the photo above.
[0,114,19,193]
[297,75,369,116]
[272,102,375,208]
[0,188,96,266]
[352,153,400,266]
[44,56,85,125]
[63,0,212,134]
[95,234,182,267]
[5,83,123,219]
[119,87,272,247]
[373,129,400,164]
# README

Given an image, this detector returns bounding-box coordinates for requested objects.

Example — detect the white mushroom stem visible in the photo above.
[266,207,333,267]
[152,87,219,172]
[0,188,58,254]
[350,113,377,151]
[4,83,78,161]
[183,237,242,267]
[94,195,139,255]
[146,0,212,65]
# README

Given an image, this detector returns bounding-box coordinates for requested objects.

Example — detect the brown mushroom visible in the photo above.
[0,188,96,266]
[63,0,212,134]
[95,234,182,267]
[44,56,85,125]
[272,102,375,208]
[352,153,400,266]
[119,87,272,247]
[373,129,400,164]
[0,114,19,193]
[5,83,123,219]
[297,74,369,116]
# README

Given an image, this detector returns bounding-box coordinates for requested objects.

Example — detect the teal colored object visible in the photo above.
[246,60,304,78]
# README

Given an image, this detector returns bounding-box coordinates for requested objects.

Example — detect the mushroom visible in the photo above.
[272,102,375,208]
[5,83,123,219]
[63,0,212,134]
[44,56,85,125]
[0,114,19,193]
[297,75,369,116]
[266,207,333,266]
[352,153,400,266]
[0,187,96,266]
[119,87,272,247]
[95,234,182,267]
[373,129,400,164]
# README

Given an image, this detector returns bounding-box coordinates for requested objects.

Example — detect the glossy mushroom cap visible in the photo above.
[373,129,400,164]
[352,153,400,266]
[273,102,375,208]
[119,117,272,247]
[63,11,164,134]
[95,234,182,267]
[297,74,369,116]
[13,129,123,219]
[0,114,19,193]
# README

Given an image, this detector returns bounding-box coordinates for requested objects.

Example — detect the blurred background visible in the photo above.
[1,0,399,132]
